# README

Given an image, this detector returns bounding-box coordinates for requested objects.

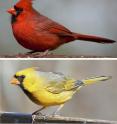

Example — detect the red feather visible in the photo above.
[15,0,33,10]
[7,0,116,52]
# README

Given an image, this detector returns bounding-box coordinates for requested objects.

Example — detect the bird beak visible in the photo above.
[10,78,20,85]
[7,8,17,16]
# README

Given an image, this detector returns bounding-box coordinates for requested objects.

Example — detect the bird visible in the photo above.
[7,0,116,54]
[10,67,112,115]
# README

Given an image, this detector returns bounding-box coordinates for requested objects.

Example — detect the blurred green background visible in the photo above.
[0,0,117,57]
[0,60,117,121]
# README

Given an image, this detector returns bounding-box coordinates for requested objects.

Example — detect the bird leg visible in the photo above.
[52,104,64,116]
[32,106,46,115]
[27,50,38,54]
[32,107,46,124]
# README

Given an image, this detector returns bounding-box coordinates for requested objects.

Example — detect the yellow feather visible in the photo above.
[12,68,112,108]
[83,76,112,86]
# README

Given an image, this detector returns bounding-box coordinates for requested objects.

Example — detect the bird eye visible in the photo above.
[18,75,25,83]
[14,75,25,83]
[20,75,25,79]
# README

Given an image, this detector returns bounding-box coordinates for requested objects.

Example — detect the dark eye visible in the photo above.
[20,75,25,79]
[14,75,25,83]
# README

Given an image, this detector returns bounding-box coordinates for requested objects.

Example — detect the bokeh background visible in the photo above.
[0,0,117,57]
[0,60,117,121]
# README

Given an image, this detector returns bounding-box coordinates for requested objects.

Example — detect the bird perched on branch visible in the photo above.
[7,0,116,54]
[11,67,112,115]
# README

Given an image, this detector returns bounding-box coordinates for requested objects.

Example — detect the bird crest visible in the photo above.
[15,0,34,10]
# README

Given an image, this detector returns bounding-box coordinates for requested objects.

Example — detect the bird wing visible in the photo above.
[34,67,83,94]
[37,70,82,94]
[34,15,74,37]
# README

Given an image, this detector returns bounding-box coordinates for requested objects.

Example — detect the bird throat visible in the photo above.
[11,15,17,24]
[18,83,40,105]
[11,11,21,24]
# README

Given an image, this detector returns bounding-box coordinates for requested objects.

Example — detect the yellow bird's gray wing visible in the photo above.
[37,71,67,94]
[37,71,83,94]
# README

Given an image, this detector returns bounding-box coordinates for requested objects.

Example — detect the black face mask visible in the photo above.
[14,75,25,88]
[11,6,23,24]
[14,75,32,97]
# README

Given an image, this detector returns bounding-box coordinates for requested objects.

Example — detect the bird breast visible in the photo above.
[12,21,62,51]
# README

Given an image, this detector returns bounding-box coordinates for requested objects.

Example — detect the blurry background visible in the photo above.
[0,0,117,57]
[0,60,117,121]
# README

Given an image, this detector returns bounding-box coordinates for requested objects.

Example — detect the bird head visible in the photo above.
[7,0,34,23]
[10,67,37,88]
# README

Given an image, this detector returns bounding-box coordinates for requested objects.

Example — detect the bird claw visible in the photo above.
[32,114,36,124]
[26,50,51,56]
[32,113,47,124]
[32,113,43,124]
[38,50,51,56]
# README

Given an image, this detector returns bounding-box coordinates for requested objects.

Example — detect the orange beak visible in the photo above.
[10,78,20,85]
[7,8,17,16]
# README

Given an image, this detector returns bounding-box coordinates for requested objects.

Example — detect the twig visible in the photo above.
[0,112,117,124]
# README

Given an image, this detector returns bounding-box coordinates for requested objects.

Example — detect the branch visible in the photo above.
[33,115,117,124]
[0,112,117,124]
[0,112,32,123]
[0,53,110,58]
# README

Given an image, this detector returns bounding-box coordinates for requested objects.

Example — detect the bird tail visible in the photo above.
[75,76,112,89]
[82,76,112,86]
[74,33,116,44]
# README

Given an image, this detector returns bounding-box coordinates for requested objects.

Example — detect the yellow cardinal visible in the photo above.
[11,67,111,115]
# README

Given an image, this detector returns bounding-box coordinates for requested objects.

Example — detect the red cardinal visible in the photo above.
[7,0,116,53]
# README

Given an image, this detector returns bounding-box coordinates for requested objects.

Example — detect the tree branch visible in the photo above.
[0,53,110,58]
[0,112,32,123]
[0,112,117,124]
[33,115,117,124]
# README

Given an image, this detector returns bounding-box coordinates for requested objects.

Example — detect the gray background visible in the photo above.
[0,60,117,121]
[0,0,117,57]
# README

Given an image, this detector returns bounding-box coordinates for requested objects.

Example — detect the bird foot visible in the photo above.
[26,50,51,56]
[32,112,47,124]
[32,114,36,124]
[38,50,51,56]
